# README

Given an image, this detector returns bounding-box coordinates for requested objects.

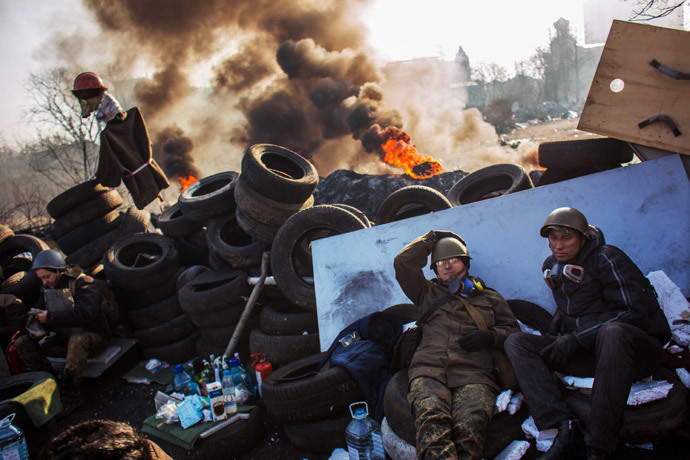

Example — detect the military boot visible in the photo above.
[537,419,585,460]
[57,376,82,420]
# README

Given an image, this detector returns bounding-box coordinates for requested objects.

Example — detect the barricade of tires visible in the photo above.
[46,181,152,275]
[103,232,199,364]
[0,230,50,305]
[375,185,452,225]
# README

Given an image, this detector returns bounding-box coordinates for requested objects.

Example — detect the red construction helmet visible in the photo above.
[71,72,107,99]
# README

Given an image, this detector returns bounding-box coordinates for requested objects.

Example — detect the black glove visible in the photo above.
[459,330,494,352]
[540,333,580,369]
[547,311,564,338]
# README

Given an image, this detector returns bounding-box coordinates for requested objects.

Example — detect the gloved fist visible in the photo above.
[540,333,580,370]
[547,311,564,338]
[459,330,494,352]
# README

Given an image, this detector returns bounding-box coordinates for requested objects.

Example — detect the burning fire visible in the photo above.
[179,174,198,191]
[364,125,443,179]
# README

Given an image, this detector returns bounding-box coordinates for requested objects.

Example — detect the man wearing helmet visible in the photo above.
[14,249,109,418]
[504,207,671,460]
[394,230,519,460]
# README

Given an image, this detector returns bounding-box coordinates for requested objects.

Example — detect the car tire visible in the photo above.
[446,164,532,206]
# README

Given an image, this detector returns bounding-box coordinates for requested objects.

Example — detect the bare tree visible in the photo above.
[22,68,101,188]
[629,0,687,21]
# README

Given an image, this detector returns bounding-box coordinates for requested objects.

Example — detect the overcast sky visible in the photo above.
[0,0,586,146]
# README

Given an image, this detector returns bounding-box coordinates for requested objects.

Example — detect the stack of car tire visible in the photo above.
[0,226,50,306]
[46,180,152,275]
[103,232,198,365]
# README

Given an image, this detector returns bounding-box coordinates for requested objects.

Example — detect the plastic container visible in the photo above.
[0,414,30,460]
[173,363,191,394]
[345,402,384,460]
[221,370,237,415]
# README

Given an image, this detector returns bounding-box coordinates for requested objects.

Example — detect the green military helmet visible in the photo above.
[430,236,471,270]
[540,207,589,239]
[31,249,67,270]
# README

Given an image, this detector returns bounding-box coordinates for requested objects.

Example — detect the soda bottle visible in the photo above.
[221,370,238,415]
[172,364,191,394]
[345,401,384,460]
[0,414,29,460]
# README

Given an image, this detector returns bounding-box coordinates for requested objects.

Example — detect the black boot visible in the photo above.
[57,376,82,420]
[585,446,610,460]
[537,419,585,460]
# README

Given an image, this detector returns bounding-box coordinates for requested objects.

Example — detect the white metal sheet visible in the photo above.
[312,155,690,350]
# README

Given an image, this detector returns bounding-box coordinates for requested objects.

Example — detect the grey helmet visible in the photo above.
[31,249,67,270]
[540,207,589,239]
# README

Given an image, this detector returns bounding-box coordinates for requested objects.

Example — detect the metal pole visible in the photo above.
[224,251,270,357]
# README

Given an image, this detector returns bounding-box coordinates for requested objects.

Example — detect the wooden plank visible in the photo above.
[578,20,690,155]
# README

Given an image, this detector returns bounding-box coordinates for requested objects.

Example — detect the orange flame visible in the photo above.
[379,128,443,179]
[524,148,546,170]
[179,174,198,191]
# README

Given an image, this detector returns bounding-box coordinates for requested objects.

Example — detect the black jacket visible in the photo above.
[543,226,671,349]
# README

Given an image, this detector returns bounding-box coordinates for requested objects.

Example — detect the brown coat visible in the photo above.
[0,293,26,342]
[394,230,519,391]
[97,107,170,209]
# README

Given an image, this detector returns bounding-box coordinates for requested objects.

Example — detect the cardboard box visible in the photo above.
[207,382,227,421]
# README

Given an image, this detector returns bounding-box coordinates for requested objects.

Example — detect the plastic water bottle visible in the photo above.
[0,414,30,460]
[173,363,191,394]
[229,358,252,402]
[345,401,384,460]
[221,370,237,415]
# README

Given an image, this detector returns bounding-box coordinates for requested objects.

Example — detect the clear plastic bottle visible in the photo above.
[345,402,384,460]
[172,363,191,394]
[221,370,238,415]
[0,414,30,460]
[229,358,251,405]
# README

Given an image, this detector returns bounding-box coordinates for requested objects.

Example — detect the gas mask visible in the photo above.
[449,275,485,296]
[543,263,585,289]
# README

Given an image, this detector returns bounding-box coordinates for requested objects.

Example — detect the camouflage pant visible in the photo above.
[408,376,496,460]
[15,332,108,379]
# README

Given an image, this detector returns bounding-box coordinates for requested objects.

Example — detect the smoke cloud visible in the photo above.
[46,0,528,186]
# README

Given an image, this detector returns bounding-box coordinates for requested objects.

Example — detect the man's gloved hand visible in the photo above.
[459,330,494,352]
[547,311,564,338]
[540,333,580,369]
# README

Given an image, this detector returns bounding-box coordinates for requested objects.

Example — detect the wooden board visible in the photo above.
[578,20,690,155]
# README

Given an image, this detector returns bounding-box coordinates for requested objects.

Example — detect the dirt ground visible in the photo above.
[501,117,602,144]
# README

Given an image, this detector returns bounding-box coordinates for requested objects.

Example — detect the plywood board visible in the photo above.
[312,155,690,350]
[578,20,690,155]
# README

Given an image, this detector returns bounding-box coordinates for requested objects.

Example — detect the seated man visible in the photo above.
[14,249,110,418]
[394,230,519,460]
[504,207,671,460]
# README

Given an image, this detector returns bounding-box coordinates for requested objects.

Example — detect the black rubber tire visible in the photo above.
[507,299,553,335]
[383,303,419,323]
[332,204,372,228]
[233,175,314,227]
[190,301,245,328]
[200,315,259,348]
[173,233,210,267]
[176,265,210,292]
[46,179,109,219]
[383,369,528,459]
[141,331,201,365]
[156,202,202,238]
[127,295,184,331]
[259,300,318,335]
[0,224,14,245]
[65,228,120,270]
[177,171,239,223]
[57,210,121,254]
[249,328,320,366]
[563,367,689,443]
[538,138,634,170]
[194,406,265,458]
[0,235,49,302]
[104,233,179,291]
[235,206,281,244]
[536,165,617,186]
[446,164,533,206]
[261,353,363,423]
[0,371,58,430]
[283,412,350,453]
[52,189,123,236]
[133,313,198,348]
[178,269,250,314]
[240,144,319,204]
[116,267,181,309]
[118,207,151,237]
[270,205,367,310]
[375,185,452,225]
[206,214,270,268]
